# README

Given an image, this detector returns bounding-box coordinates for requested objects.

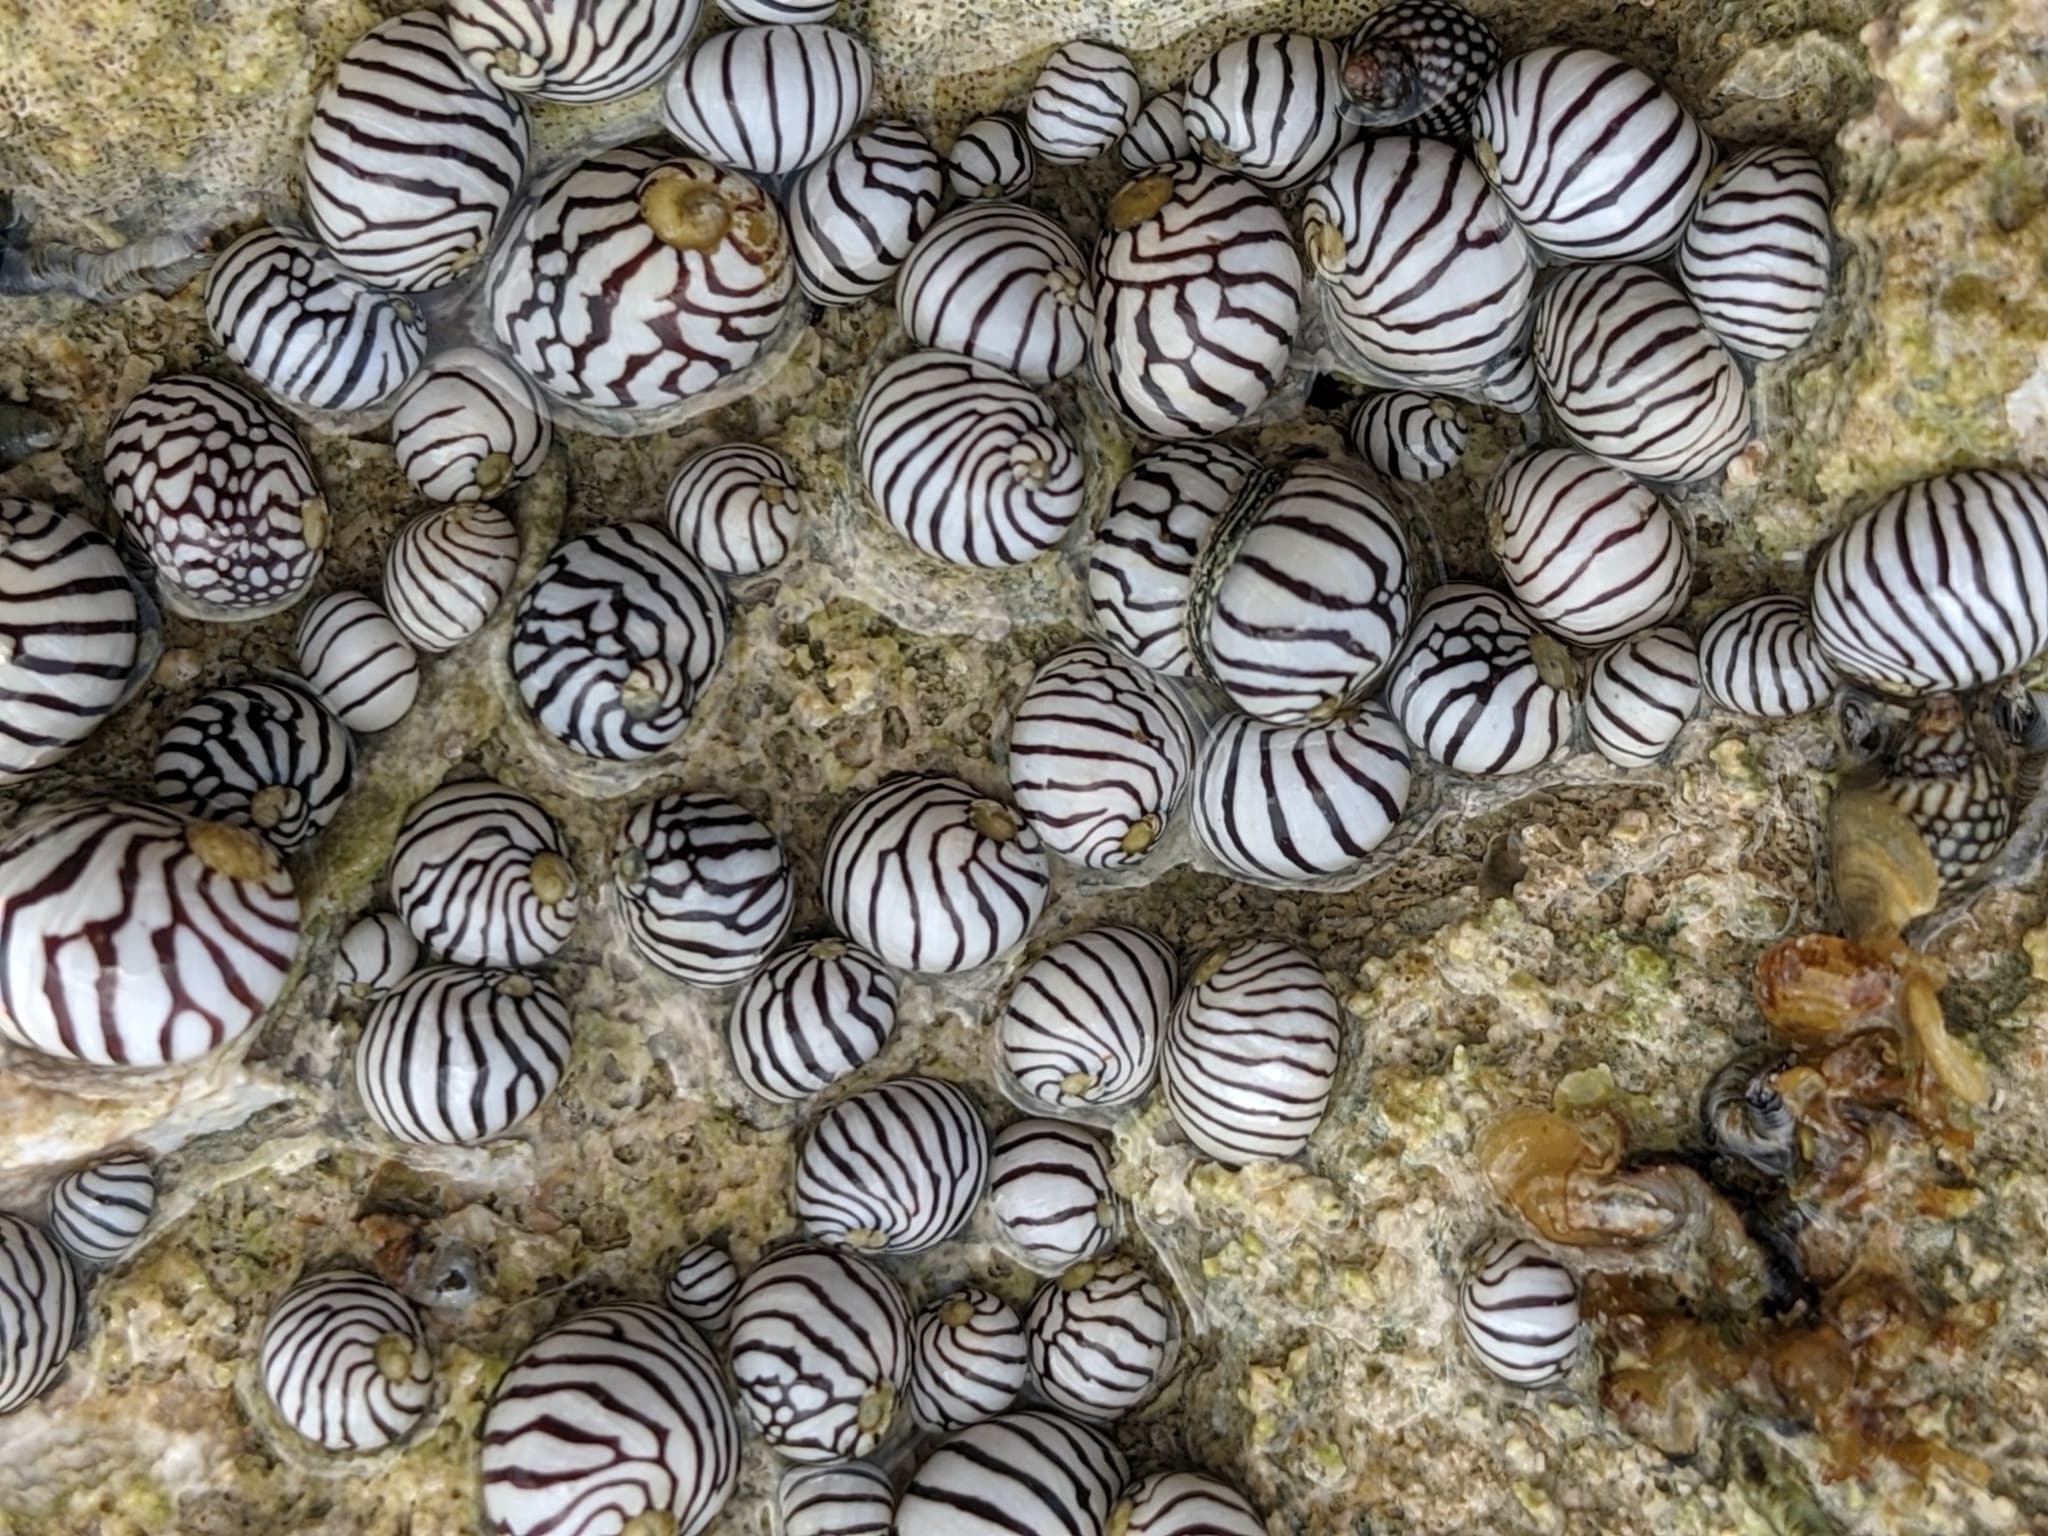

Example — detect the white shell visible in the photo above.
[664,443,802,575]
[788,121,944,307]
[794,1076,989,1254]
[726,1245,912,1462]
[662,25,872,176]
[389,347,552,504]
[47,1154,155,1266]
[1473,46,1714,262]
[1116,1472,1265,1536]
[293,591,421,733]
[780,1462,897,1536]
[1026,41,1140,165]
[1533,263,1751,485]
[1386,583,1576,776]
[1163,939,1341,1166]
[896,203,1089,384]
[0,1214,78,1416]
[822,774,1049,974]
[389,779,578,967]
[896,1410,1128,1536]
[204,228,426,413]
[727,938,898,1103]
[480,1303,738,1536]
[720,0,835,18]
[154,680,355,852]
[1460,1236,1581,1387]
[446,0,703,102]
[1351,391,1466,483]
[988,1119,1118,1272]
[666,1242,741,1330]
[856,351,1085,568]
[383,502,519,655]
[1679,146,1834,361]
[260,1271,432,1452]
[999,925,1175,1115]
[1184,32,1354,189]
[946,116,1033,198]
[614,792,792,985]
[1699,594,1838,719]
[339,912,420,996]
[1025,1257,1173,1422]
[1584,626,1702,769]
[908,1288,1027,1432]
[0,801,298,1067]
[1119,93,1191,170]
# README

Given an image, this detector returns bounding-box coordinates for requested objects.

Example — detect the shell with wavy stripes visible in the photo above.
[301,12,530,292]
[1026,41,1140,165]
[383,502,519,654]
[823,773,1050,973]
[510,522,728,760]
[794,1076,989,1254]
[0,500,143,785]
[0,801,298,1067]
[999,925,1174,1115]
[1584,626,1701,769]
[727,938,898,1103]
[48,1154,155,1266]
[154,680,355,852]
[989,1119,1119,1272]
[1163,939,1341,1166]
[946,116,1033,198]
[856,351,1085,568]
[481,1302,738,1536]
[1192,704,1414,886]
[1488,448,1693,646]
[260,1271,433,1451]
[1678,146,1834,361]
[1184,32,1354,189]
[1339,0,1501,136]
[1117,1473,1266,1536]
[667,1241,741,1330]
[1473,46,1714,262]
[664,443,802,576]
[388,779,578,968]
[1461,1236,1581,1387]
[1352,392,1466,484]
[204,229,426,413]
[1874,697,2013,884]
[781,1462,897,1536]
[104,375,327,616]
[895,1409,1129,1536]
[896,203,1090,384]
[1387,583,1575,776]
[1699,595,1838,719]
[1190,459,1414,724]
[1091,160,1302,441]
[1006,641,1196,869]
[1533,264,1750,486]
[390,348,552,504]
[0,1214,77,1416]
[355,965,572,1144]
[1119,93,1191,170]
[726,1245,912,1463]
[1811,470,2048,697]
[909,1288,1027,1432]
[1025,1257,1173,1422]
[614,792,792,985]
[446,0,701,101]
[662,25,871,176]
[294,592,421,734]
[1303,136,1534,394]
[339,912,419,996]
[490,146,792,410]
[1088,442,1257,676]
[788,122,944,307]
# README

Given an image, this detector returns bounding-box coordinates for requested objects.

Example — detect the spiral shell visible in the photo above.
[383,502,520,655]
[47,1153,155,1267]
[988,1118,1119,1272]
[999,925,1175,1115]
[1115,1471,1267,1536]
[260,1271,433,1451]
[388,779,578,968]
[1677,145,1834,361]
[614,792,792,985]
[1184,32,1354,189]
[946,116,1034,198]
[1459,1237,1581,1387]
[664,443,802,576]
[446,0,703,102]
[1339,0,1501,136]
[1026,41,1140,165]
[727,938,898,1103]
[897,203,1089,385]
[1351,392,1466,484]
[1699,595,1838,719]
[909,1288,1028,1432]
[794,1076,989,1254]
[389,347,552,504]
[1583,626,1701,769]
[662,25,872,177]
[154,679,355,852]
[780,1462,897,1536]
[896,1410,1127,1536]
[666,1241,741,1330]
[1119,93,1191,170]
[788,121,945,307]
[1385,583,1575,776]
[1025,1257,1174,1422]
[293,592,421,734]
[0,1213,77,1416]
[338,912,419,997]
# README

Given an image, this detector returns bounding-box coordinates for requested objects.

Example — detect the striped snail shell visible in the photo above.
[1163,940,1341,1166]
[0,801,298,1067]
[794,1076,989,1254]
[788,121,944,308]
[1026,40,1141,165]
[0,1213,77,1416]
[1583,625,1702,769]
[855,351,1085,568]
[154,679,355,852]
[666,1241,741,1330]
[389,347,552,505]
[1873,695,2013,885]
[1006,641,1196,869]
[388,779,578,968]
[47,1153,155,1267]
[0,499,144,785]
[490,146,793,410]
[998,925,1174,1115]
[510,522,728,760]
[720,0,835,18]
[664,443,801,575]
[947,116,1034,198]
[897,1409,1128,1536]
[1088,442,1258,676]
[339,912,420,997]
[726,1245,912,1462]
[1303,137,1535,394]
[1352,392,1467,484]
[1339,0,1501,135]
[293,591,421,734]
[988,1119,1119,1272]
[301,12,531,292]
[1386,583,1576,776]
[446,0,702,102]
[481,1302,738,1536]
[382,501,520,655]
[1191,703,1414,886]
[1533,264,1751,486]
[1119,93,1191,170]
[1678,145,1834,361]
[822,773,1050,974]
[1700,1048,1797,1181]
[355,965,573,1144]
[909,1288,1027,1432]
[780,1461,897,1536]
[1699,595,1837,719]
[261,1272,432,1452]
[1184,33,1356,190]
[1459,1236,1581,1388]
[204,229,426,413]
[896,203,1090,384]
[662,25,872,177]
[1115,1472,1266,1536]
[103,374,326,617]
[1025,1257,1173,1422]
[1812,469,2048,697]
[614,792,793,985]
[1473,46,1715,263]
[1190,459,1414,725]
[1487,447,1693,646]
[727,937,898,1103]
